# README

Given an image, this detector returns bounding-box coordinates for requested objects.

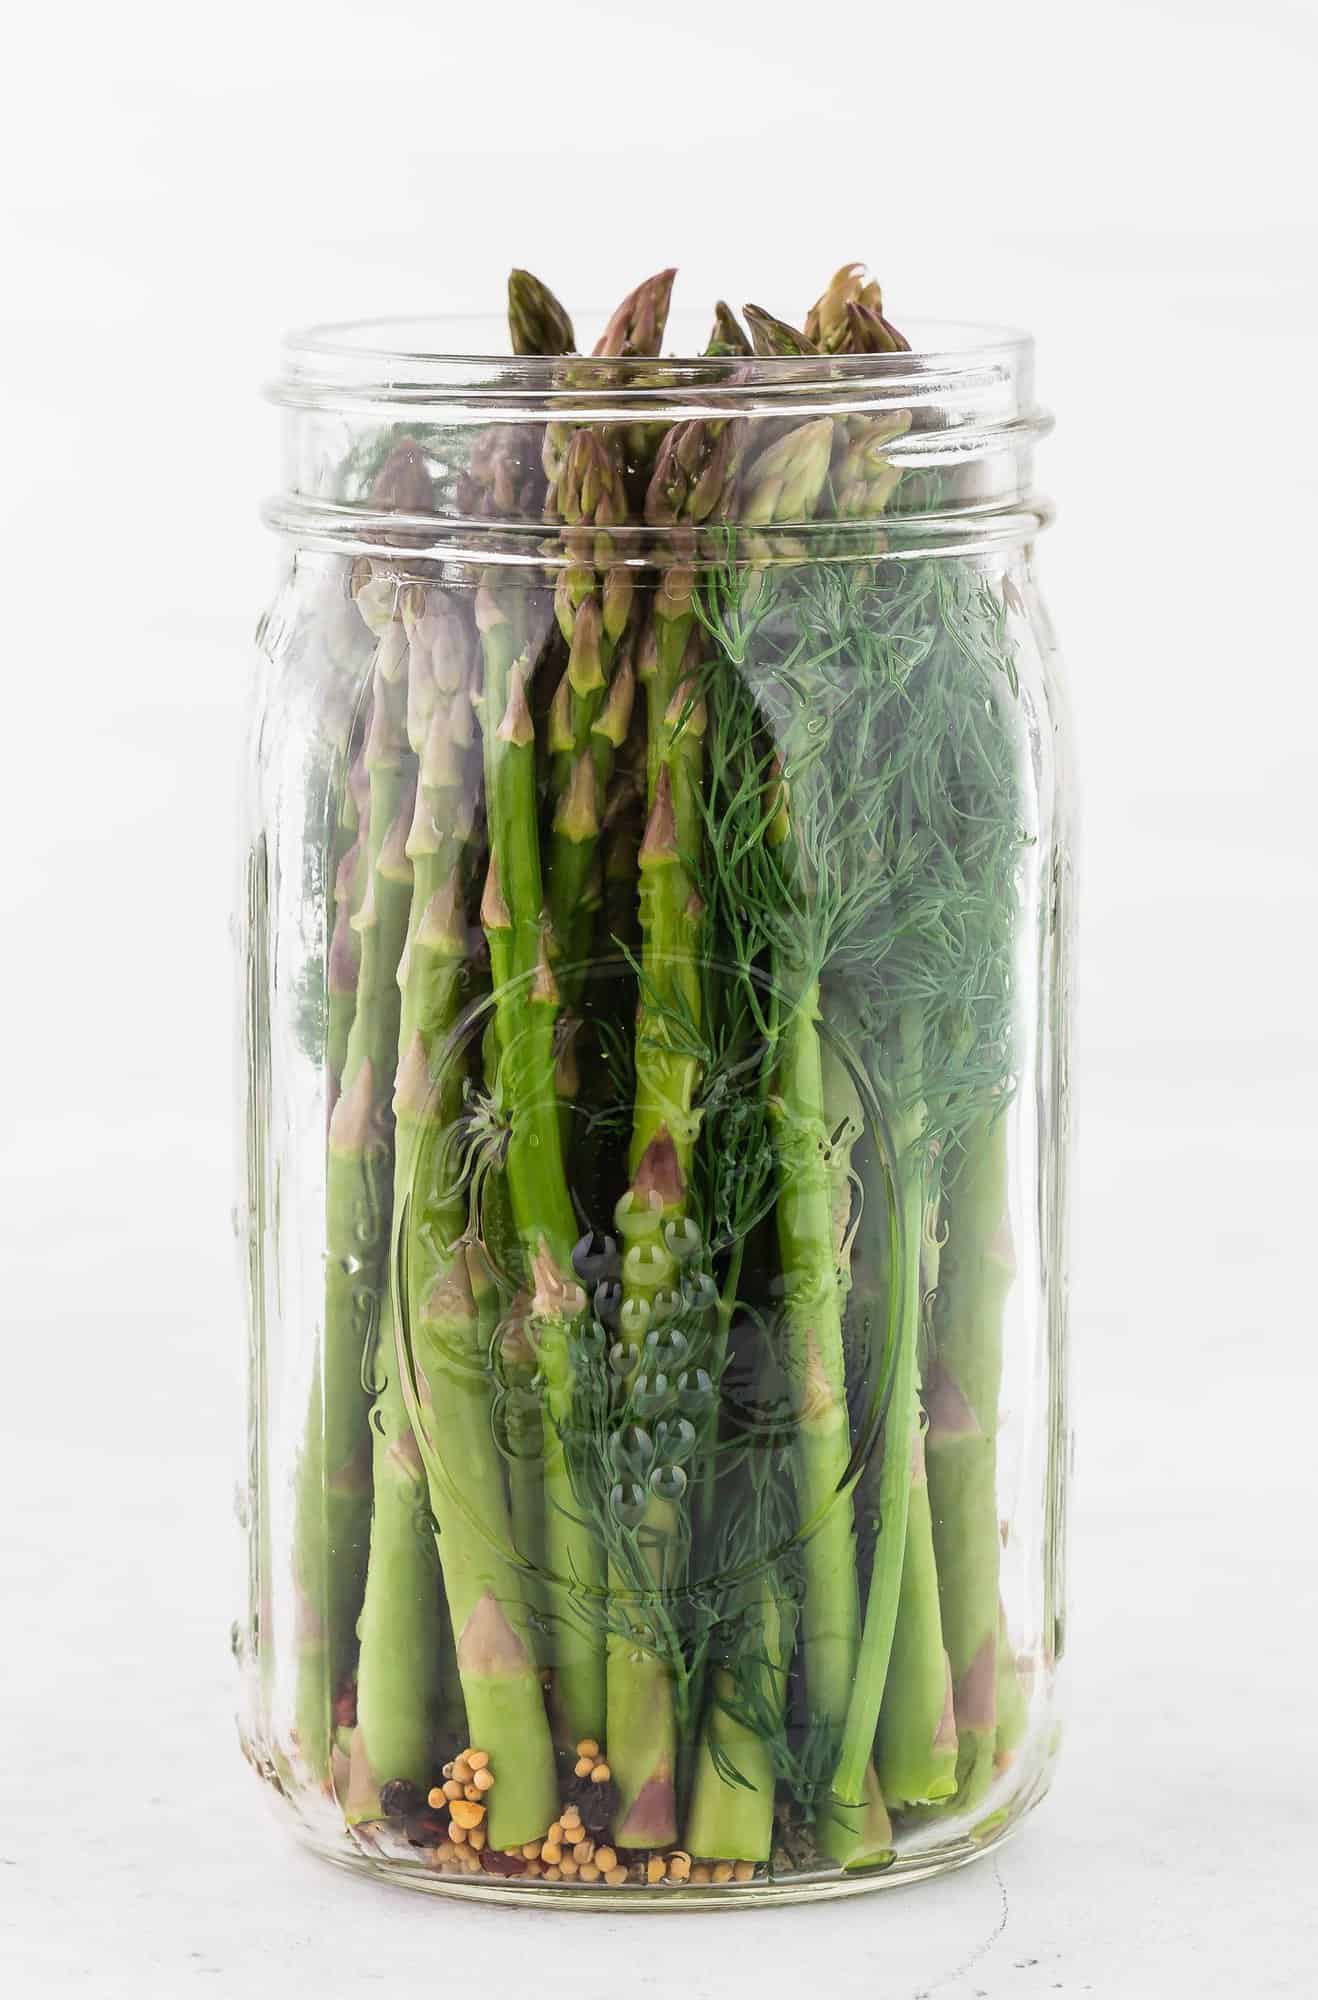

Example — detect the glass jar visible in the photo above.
[237,305,1072,1907]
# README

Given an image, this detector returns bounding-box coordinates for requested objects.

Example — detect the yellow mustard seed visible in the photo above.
[473,1768,494,1792]
[448,1821,468,1845]
[690,1864,712,1884]
[594,1846,617,1873]
[733,1860,754,1883]
[589,1763,611,1784]
[605,1866,628,1887]
[558,1856,579,1879]
[575,1739,600,1759]
[712,1861,734,1884]
[521,1841,542,1861]
[466,1749,490,1770]
[574,1758,593,1779]
[579,1863,601,1883]
[646,1856,666,1885]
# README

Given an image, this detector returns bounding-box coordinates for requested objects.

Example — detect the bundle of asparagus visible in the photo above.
[283,264,1033,1890]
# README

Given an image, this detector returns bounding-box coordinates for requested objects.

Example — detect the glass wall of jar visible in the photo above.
[236,304,1071,1905]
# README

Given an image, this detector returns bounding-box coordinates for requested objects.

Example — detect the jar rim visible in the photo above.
[271,313,1035,412]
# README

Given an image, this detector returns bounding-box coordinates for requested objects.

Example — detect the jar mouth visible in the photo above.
[272,313,1036,411]
[266,311,1052,562]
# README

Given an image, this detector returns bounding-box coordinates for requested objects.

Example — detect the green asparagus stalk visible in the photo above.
[874,1421,959,1807]
[475,578,605,1747]
[704,301,751,357]
[743,304,818,357]
[926,1109,1016,1805]
[399,1235,560,1847]
[592,268,677,359]
[683,1575,794,1863]
[496,1300,550,1661]
[508,268,576,356]
[823,1101,925,1864]
[728,422,875,1778]
[327,748,368,1110]
[605,411,747,1848]
[995,1603,1030,1770]
[348,591,479,1823]
[295,576,413,1783]
[803,264,908,354]
[545,430,634,988]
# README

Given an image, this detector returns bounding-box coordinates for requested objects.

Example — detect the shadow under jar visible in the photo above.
[236,314,1073,1907]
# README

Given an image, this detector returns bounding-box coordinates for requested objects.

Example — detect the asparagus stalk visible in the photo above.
[995,1603,1031,1770]
[803,264,908,354]
[683,1576,794,1863]
[743,304,818,357]
[295,580,413,1783]
[729,421,875,1773]
[545,431,634,989]
[497,1300,550,1661]
[508,268,576,356]
[822,1098,925,1864]
[592,268,676,359]
[704,301,751,357]
[475,578,605,1747]
[348,592,478,1824]
[326,748,368,1111]
[605,413,746,1848]
[874,1421,959,1808]
[926,1109,1016,1805]
[399,1234,560,1848]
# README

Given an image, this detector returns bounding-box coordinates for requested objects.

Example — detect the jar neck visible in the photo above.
[264,318,1052,565]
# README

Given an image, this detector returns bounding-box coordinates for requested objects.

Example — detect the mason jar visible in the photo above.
[237,300,1072,1906]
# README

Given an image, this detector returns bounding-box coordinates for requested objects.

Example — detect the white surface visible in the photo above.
[3,2,1317,1993]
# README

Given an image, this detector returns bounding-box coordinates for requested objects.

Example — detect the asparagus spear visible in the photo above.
[805,266,894,347]
[592,268,677,359]
[348,591,478,1824]
[295,577,413,1783]
[926,1109,1016,1805]
[475,577,605,1747]
[874,1423,959,1808]
[544,430,634,989]
[604,415,747,1847]
[508,268,576,356]
[327,748,368,1111]
[704,301,751,357]
[742,304,818,357]
[399,1235,560,1847]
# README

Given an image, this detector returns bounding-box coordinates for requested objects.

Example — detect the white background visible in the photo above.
[3,1,1316,1993]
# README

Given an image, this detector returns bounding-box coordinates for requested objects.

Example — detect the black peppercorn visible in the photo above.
[379,1779,425,1819]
